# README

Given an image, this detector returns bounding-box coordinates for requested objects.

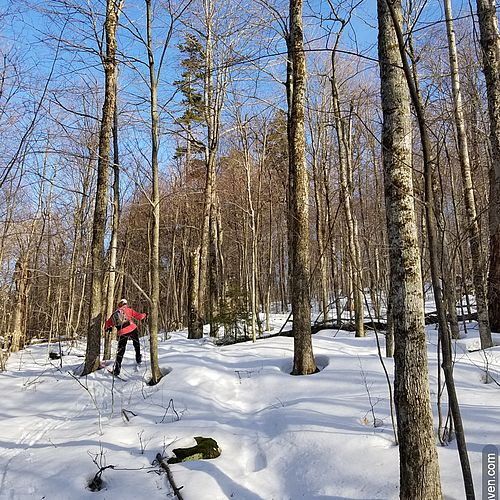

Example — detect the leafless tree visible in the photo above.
[82,0,123,376]
[377,0,442,497]
[288,0,316,375]
[475,0,500,332]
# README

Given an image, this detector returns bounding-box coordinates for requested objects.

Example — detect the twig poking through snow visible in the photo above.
[154,453,185,500]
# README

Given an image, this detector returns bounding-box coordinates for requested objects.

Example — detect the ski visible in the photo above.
[105,368,127,381]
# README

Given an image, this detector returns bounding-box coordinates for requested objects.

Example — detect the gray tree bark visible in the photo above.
[288,0,316,375]
[384,0,475,497]
[377,1,442,497]
[146,0,165,384]
[82,0,122,376]
[444,0,492,347]
[330,57,364,338]
[103,80,121,361]
[475,0,500,333]
[188,246,203,339]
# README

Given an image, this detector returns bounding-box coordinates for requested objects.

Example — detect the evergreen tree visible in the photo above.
[174,33,205,160]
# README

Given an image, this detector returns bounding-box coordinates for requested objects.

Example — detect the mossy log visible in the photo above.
[167,437,221,464]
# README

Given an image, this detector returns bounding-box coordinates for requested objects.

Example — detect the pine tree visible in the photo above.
[175,33,206,339]
[174,33,205,160]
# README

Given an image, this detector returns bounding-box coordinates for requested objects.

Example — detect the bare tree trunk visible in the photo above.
[265,191,273,331]
[475,0,500,332]
[66,221,80,339]
[408,30,461,347]
[263,133,273,332]
[188,246,203,338]
[377,1,442,497]
[179,232,188,326]
[288,0,316,375]
[198,160,213,325]
[10,258,29,352]
[66,148,94,340]
[385,297,394,358]
[76,234,92,337]
[198,0,228,331]
[82,0,122,376]
[208,196,224,335]
[279,232,288,312]
[385,0,474,497]
[309,109,329,322]
[104,79,121,360]
[323,167,342,326]
[146,0,164,384]
[242,120,258,341]
[168,207,180,329]
[443,0,492,344]
[330,70,364,337]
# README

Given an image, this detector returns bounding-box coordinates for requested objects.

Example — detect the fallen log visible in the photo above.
[155,453,184,500]
[311,320,388,334]
[424,311,477,325]
[215,319,389,345]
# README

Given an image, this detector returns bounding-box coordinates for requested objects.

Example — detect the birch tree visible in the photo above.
[327,4,365,337]
[444,0,491,348]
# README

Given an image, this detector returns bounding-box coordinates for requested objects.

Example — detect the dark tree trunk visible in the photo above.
[82,0,121,376]
[288,0,316,375]
[10,258,29,352]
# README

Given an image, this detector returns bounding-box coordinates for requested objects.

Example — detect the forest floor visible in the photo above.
[0,314,499,499]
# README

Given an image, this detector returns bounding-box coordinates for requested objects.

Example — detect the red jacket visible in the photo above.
[105,306,146,335]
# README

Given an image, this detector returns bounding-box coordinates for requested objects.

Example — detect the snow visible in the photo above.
[1,317,500,500]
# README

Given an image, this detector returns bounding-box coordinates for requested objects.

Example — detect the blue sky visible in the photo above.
[0,0,494,200]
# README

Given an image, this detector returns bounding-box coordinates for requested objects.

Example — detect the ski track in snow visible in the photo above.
[0,346,167,500]
[0,323,499,499]
[0,365,93,498]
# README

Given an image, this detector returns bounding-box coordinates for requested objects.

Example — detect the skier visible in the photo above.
[105,298,147,376]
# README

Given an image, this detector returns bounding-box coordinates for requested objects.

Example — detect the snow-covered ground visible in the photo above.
[1,315,499,500]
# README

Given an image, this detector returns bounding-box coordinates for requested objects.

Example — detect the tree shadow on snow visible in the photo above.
[177,460,263,500]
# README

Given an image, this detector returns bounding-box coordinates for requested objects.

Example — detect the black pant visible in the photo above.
[115,330,141,370]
